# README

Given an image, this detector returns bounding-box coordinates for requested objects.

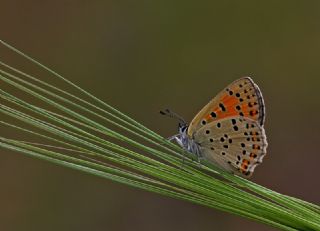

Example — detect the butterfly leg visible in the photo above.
[164,134,198,167]
[158,134,179,146]
[167,134,180,142]
[168,134,191,167]
[179,150,190,168]
[162,134,189,163]
[194,154,203,168]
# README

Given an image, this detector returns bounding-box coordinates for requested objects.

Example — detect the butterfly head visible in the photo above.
[160,109,202,155]
[160,108,190,137]
[178,122,188,135]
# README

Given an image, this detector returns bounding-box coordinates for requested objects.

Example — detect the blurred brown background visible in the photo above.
[1,1,320,231]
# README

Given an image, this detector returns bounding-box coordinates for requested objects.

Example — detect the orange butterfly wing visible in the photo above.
[187,77,265,137]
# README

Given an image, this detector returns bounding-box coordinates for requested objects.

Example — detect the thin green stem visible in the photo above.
[0,39,319,231]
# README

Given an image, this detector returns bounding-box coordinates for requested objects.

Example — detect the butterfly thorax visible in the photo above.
[175,124,202,158]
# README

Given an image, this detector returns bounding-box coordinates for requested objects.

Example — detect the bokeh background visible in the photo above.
[1,1,320,231]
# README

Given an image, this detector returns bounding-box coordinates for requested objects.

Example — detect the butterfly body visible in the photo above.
[173,124,202,158]
[166,77,267,177]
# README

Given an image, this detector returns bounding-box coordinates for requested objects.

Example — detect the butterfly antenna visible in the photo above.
[160,109,186,125]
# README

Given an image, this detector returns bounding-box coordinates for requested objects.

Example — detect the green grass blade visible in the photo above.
[0,39,319,231]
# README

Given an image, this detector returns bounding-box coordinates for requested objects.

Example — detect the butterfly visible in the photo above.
[161,77,267,177]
